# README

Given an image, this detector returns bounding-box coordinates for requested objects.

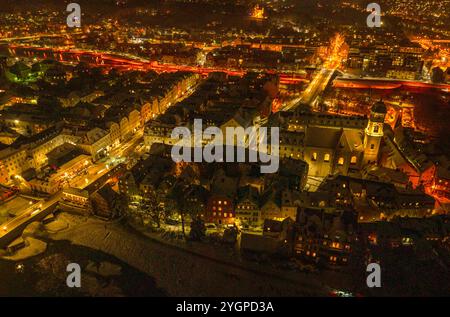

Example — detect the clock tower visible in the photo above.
[363,100,387,165]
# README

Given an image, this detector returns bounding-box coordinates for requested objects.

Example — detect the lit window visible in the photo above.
[324,153,330,162]
[224,201,227,205]
[312,152,318,161]
[331,242,341,249]
[338,157,344,165]
[351,156,357,164]
[224,213,227,217]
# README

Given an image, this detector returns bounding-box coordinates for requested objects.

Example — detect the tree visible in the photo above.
[168,181,187,237]
[189,217,206,241]
[141,190,163,228]
[431,67,445,84]
[163,197,178,222]
[166,180,203,237]
[111,192,128,219]
[90,67,104,82]
[223,226,238,244]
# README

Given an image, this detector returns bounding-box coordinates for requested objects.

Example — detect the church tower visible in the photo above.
[363,100,387,165]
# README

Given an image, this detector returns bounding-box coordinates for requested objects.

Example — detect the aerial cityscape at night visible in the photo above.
[0,0,449,300]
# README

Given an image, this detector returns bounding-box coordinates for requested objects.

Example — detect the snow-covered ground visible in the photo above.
[49,213,333,296]
[1,237,47,261]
